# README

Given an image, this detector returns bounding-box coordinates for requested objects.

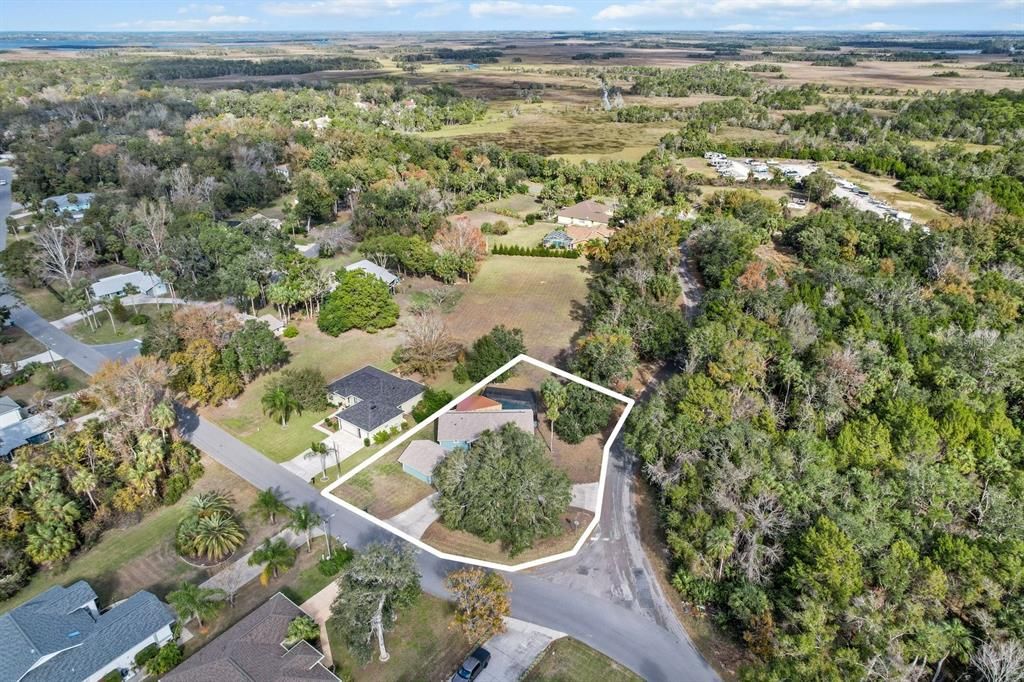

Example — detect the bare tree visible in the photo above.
[169,165,216,212]
[130,199,171,263]
[395,313,460,377]
[34,223,94,289]
[309,225,355,256]
[969,640,1024,682]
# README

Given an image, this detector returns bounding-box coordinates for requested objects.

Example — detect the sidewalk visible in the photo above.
[200,526,323,594]
[299,580,340,668]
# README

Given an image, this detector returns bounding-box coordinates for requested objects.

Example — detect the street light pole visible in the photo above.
[322,513,336,560]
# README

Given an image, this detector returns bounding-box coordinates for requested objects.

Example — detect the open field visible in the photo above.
[524,637,643,682]
[442,256,589,363]
[0,326,46,360]
[335,434,435,519]
[0,456,280,612]
[327,593,473,682]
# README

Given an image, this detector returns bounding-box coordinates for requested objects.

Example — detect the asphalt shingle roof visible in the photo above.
[345,259,399,286]
[162,593,338,682]
[327,366,423,432]
[437,409,535,444]
[0,581,174,682]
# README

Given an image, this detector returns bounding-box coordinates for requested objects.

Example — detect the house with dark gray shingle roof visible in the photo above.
[0,580,175,682]
[161,592,337,682]
[326,366,423,440]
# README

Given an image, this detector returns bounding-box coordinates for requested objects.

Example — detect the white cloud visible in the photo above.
[178,3,227,13]
[594,0,968,21]
[469,1,576,17]
[417,1,460,16]
[113,14,254,29]
[721,22,759,29]
[262,0,445,17]
[859,20,905,29]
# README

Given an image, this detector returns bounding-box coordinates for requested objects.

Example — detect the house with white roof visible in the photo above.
[344,260,400,294]
[0,398,65,461]
[89,271,167,300]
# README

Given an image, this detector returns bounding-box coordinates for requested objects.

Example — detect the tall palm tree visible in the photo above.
[306,442,328,481]
[151,401,176,441]
[24,521,77,565]
[166,582,226,629]
[251,488,288,525]
[190,512,245,561]
[288,503,322,552]
[248,538,297,586]
[70,470,99,511]
[262,386,300,427]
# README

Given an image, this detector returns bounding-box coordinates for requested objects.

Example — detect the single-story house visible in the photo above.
[0,580,175,682]
[456,395,502,413]
[162,592,338,682]
[90,271,168,300]
[0,408,65,462]
[326,366,424,441]
[556,199,614,229]
[345,260,400,294]
[565,224,614,247]
[437,408,535,452]
[398,439,447,484]
[541,230,574,249]
[0,395,22,429]
[236,313,286,336]
[42,193,94,222]
[238,212,284,231]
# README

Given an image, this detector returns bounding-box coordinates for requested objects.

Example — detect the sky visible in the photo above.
[1,0,1022,33]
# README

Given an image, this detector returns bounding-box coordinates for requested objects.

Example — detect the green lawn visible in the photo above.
[66,304,161,345]
[280,537,348,604]
[14,285,73,321]
[327,594,472,682]
[524,638,642,682]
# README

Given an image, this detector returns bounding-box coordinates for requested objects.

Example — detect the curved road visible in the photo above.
[0,172,718,682]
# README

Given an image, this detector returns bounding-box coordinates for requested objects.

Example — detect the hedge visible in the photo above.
[491,244,580,258]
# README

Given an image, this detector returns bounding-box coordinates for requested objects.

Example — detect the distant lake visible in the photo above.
[0,32,334,51]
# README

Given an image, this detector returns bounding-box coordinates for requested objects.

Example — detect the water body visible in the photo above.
[0,32,335,51]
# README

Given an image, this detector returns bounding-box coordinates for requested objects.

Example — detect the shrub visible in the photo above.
[491,243,579,258]
[412,388,453,423]
[317,546,354,576]
[129,313,150,326]
[554,383,616,444]
[269,368,328,411]
[145,643,183,676]
[111,298,131,323]
[457,325,525,383]
[490,220,510,235]
[524,213,539,225]
[363,437,371,447]
[99,671,122,682]
[318,270,398,335]
[372,425,402,444]
[162,473,190,505]
[283,325,299,338]
[134,643,159,667]
[39,369,69,392]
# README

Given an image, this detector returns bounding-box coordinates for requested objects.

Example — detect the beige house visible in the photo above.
[556,200,614,229]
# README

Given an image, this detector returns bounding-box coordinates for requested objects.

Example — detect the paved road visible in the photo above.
[0,166,12,251]
[0,174,718,681]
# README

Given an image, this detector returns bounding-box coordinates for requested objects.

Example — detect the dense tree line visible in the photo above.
[133,55,379,81]
[626,203,1024,679]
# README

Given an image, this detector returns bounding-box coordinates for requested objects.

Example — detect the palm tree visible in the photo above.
[540,377,567,453]
[152,401,176,441]
[99,298,118,333]
[284,615,321,646]
[306,442,328,481]
[262,386,300,427]
[249,538,297,586]
[70,470,99,511]
[251,488,288,525]
[24,521,77,565]
[190,512,245,562]
[166,582,226,629]
[288,503,321,552]
[705,526,735,581]
[189,491,233,518]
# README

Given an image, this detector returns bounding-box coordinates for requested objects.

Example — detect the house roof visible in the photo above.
[456,395,502,412]
[0,411,64,459]
[239,213,283,230]
[557,199,613,224]
[335,399,403,433]
[328,366,423,433]
[162,593,338,682]
[90,271,164,298]
[345,260,399,286]
[42,193,94,213]
[0,581,175,682]
[0,395,21,417]
[565,225,614,245]
[398,440,447,475]
[437,409,534,444]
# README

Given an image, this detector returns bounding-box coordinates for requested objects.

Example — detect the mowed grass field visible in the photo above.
[328,594,473,682]
[207,255,589,461]
[524,638,642,682]
[0,457,280,612]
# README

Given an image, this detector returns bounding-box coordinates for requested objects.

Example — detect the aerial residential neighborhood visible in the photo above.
[0,6,1022,682]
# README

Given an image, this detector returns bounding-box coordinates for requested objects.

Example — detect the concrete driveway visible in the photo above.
[281,431,364,481]
[386,492,440,539]
[481,618,565,682]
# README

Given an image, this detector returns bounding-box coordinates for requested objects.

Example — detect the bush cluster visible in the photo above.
[491,244,580,258]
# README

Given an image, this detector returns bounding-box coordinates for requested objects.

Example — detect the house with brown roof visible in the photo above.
[455,395,502,412]
[556,199,614,229]
[161,593,337,682]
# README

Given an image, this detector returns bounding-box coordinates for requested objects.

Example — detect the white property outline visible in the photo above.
[320,354,634,572]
